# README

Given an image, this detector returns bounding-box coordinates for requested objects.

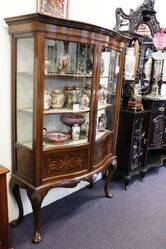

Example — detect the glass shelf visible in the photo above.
[17,71,33,76]
[43,135,88,150]
[18,103,112,115]
[21,141,33,149]
[45,73,92,78]
[43,130,111,150]
[96,130,111,140]
[44,107,90,114]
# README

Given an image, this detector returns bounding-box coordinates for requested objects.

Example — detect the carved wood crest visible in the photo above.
[114,0,160,35]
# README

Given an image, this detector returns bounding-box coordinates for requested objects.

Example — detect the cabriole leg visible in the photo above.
[104,159,117,198]
[27,190,47,244]
[10,182,24,227]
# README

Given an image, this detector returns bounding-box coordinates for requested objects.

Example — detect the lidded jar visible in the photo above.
[51,89,65,109]
[44,90,52,110]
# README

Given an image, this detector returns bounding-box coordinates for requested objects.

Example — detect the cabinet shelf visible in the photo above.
[19,103,113,115]
[45,73,92,78]
[43,130,111,150]
[45,73,110,78]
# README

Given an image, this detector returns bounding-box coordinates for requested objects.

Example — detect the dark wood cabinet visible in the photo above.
[0,166,11,249]
[116,109,151,189]
[142,98,166,173]
[5,13,129,243]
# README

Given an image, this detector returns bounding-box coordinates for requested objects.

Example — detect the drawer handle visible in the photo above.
[159,107,165,112]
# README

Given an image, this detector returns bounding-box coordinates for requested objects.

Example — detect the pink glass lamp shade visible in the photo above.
[153,29,166,50]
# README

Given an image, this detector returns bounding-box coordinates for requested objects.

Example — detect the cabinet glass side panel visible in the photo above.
[96,48,120,141]
[43,39,94,149]
[16,37,34,149]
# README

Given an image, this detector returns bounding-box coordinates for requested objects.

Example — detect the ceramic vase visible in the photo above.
[51,90,65,109]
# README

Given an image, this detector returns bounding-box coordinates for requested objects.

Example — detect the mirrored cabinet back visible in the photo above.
[5,13,129,243]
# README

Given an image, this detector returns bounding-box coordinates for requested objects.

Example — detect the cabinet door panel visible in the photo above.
[43,39,95,150]
[149,114,166,148]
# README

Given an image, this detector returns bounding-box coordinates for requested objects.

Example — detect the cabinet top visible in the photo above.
[5,13,130,42]
[0,166,10,175]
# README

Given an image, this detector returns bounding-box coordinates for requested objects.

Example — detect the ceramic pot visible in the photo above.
[60,113,85,127]
[51,90,65,109]
[44,91,52,110]
[46,132,68,144]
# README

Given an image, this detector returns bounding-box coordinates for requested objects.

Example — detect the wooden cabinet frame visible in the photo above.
[5,13,129,243]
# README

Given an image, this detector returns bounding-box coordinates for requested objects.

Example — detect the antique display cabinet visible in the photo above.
[5,13,129,243]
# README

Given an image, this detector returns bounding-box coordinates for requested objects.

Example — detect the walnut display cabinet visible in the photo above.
[5,13,129,243]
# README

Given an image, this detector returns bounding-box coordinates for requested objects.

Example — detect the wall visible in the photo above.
[0,0,165,221]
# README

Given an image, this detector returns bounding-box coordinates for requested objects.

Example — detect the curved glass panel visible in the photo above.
[43,39,94,149]
[16,37,34,149]
[95,48,120,141]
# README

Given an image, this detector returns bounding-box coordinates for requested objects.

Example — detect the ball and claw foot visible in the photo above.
[32,231,42,244]
[10,218,23,227]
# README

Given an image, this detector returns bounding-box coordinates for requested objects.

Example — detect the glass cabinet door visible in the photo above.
[95,48,120,141]
[16,37,34,149]
[43,39,94,149]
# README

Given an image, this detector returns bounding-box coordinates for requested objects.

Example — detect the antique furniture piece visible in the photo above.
[0,166,11,249]
[5,13,129,243]
[142,98,166,175]
[116,109,151,189]
[115,0,166,187]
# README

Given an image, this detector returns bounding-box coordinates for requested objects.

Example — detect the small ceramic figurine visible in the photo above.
[98,113,107,131]
[51,89,65,109]
[58,53,70,74]
[44,91,52,110]
[98,84,108,105]
[45,58,50,74]
[80,92,90,109]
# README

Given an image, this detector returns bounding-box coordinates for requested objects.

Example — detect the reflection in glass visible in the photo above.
[43,39,94,149]
[16,37,34,148]
[96,48,120,140]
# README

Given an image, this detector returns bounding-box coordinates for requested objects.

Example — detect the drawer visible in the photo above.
[42,148,89,180]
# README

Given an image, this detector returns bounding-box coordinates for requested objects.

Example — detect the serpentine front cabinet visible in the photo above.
[5,13,129,243]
